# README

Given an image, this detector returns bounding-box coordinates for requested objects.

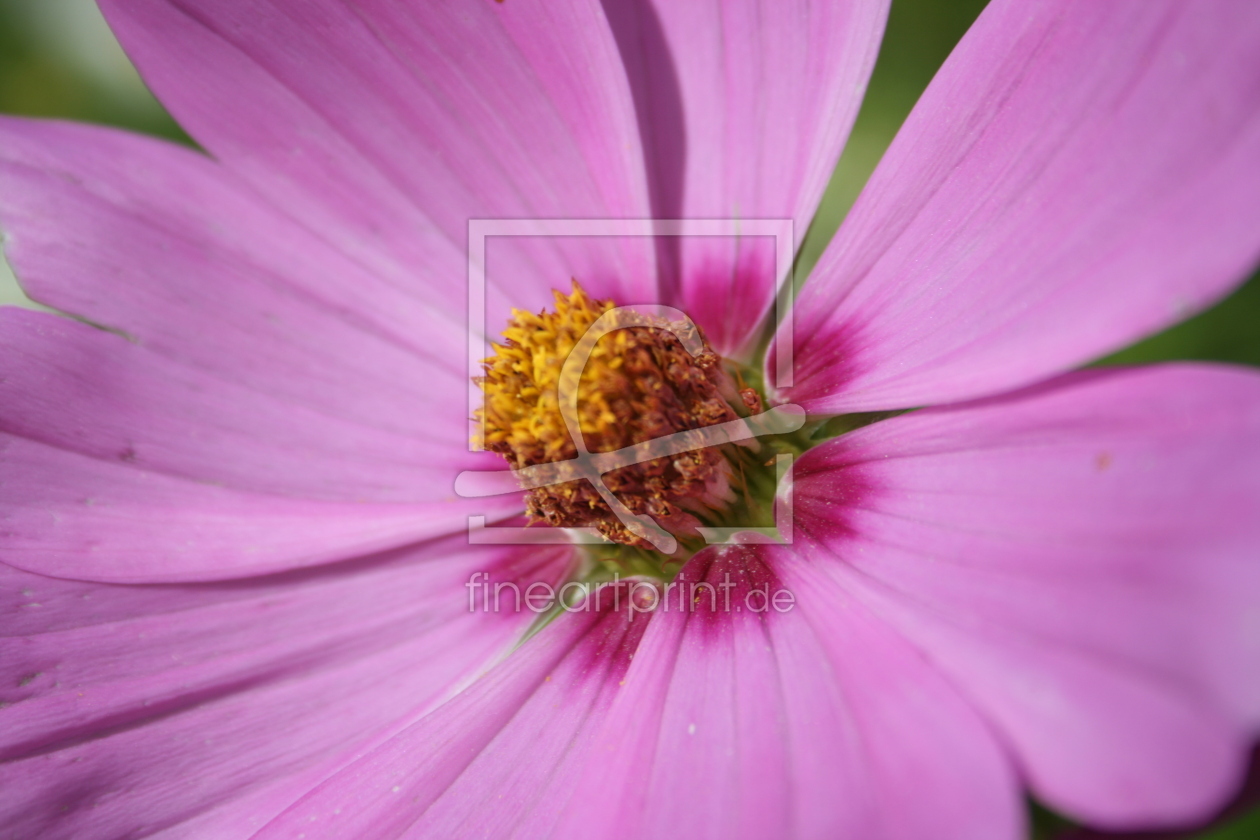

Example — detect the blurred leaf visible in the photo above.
[1030,801,1076,840]
[1194,807,1260,839]
[0,0,187,141]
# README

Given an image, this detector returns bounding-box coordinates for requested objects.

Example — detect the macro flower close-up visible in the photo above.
[2,1,1259,838]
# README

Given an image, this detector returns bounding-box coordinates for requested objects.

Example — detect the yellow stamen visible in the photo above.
[478,282,742,548]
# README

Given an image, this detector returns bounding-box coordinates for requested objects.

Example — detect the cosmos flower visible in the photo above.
[2,0,1259,838]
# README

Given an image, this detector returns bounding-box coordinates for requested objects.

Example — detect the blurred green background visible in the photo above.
[0,1,1256,838]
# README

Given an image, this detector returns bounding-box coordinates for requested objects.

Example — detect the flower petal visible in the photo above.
[603,0,889,355]
[0,427,510,583]
[776,0,1260,411]
[0,122,527,579]
[0,118,470,444]
[0,308,477,502]
[558,548,1020,840]
[98,0,658,319]
[257,555,1019,840]
[0,538,575,840]
[253,581,649,840]
[0,306,524,582]
[789,364,1260,827]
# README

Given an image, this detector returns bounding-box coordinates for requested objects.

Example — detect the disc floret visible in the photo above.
[479,283,763,552]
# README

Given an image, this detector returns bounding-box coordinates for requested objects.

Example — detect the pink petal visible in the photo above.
[0,123,526,580]
[98,0,658,322]
[0,119,472,455]
[0,428,512,583]
[0,539,575,839]
[0,308,478,502]
[605,0,888,355]
[253,581,650,840]
[776,0,1260,412]
[258,556,1019,839]
[0,307,522,582]
[560,548,1020,840]
[789,364,1260,827]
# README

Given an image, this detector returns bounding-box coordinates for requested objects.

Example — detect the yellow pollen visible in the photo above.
[478,282,743,549]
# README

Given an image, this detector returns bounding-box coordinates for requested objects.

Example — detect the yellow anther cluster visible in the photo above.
[478,282,741,549]
[480,282,618,465]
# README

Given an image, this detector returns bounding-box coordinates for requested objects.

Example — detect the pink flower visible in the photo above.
[2,0,1259,838]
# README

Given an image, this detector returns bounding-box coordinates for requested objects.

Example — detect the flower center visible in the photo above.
[478,283,770,556]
